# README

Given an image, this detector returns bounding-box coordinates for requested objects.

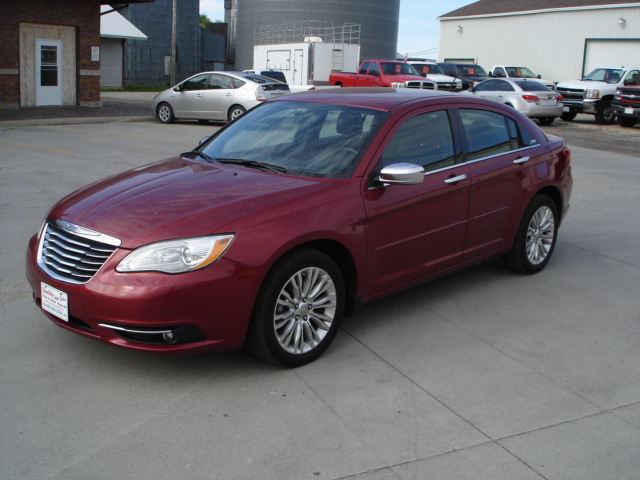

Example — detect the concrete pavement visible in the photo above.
[0,112,638,480]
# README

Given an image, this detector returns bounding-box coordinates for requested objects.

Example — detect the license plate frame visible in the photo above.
[41,282,69,322]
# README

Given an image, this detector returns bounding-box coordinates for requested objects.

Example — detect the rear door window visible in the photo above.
[459,109,538,160]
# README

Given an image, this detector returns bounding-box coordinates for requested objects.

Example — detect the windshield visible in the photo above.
[200,101,390,179]
[381,62,420,76]
[457,65,488,77]
[583,68,624,84]
[506,67,537,78]
[411,63,444,75]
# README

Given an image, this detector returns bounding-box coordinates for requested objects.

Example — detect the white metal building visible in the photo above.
[100,6,147,88]
[439,0,640,83]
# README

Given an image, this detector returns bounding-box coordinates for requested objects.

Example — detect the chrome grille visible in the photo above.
[436,82,457,90]
[555,87,584,101]
[38,220,121,284]
[406,81,436,90]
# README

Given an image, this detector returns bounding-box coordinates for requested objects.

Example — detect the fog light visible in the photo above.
[163,331,176,343]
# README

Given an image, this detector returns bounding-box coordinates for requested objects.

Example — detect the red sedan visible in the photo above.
[26,89,572,367]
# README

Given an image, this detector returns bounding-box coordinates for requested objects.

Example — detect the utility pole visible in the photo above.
[170,0,177,85]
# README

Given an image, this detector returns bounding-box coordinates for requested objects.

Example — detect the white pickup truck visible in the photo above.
[490,65,555,90]
[555,67,640,124]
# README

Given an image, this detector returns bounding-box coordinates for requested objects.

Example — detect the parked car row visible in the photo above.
[152,64,640,129]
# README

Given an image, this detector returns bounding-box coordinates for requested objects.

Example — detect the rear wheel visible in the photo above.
[156,102,175,124]
[503,194,558,274]
[228,105,246,122]
[246,249,344,367]
[538,117,555,126]
[595,100,615,125]
[560,112,576,121]
[618,117,637,128]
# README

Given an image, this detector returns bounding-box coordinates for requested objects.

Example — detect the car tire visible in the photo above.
[618,117,637,128]
[538,117,555,126]
[156,102,175,124]
[228,105,246,122]
[246,249,345,367]
[503,194,558,274]
[560,112,576,121]
[595,100,615,125]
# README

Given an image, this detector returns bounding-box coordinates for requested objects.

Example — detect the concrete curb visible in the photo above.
[0,115,154,128]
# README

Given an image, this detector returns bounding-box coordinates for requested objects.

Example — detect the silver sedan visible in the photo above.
[466,78,563,125]
[151,71,290,124]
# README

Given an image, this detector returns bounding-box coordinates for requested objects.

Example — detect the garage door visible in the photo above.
[584,40,640,75]
[100,38,123,88]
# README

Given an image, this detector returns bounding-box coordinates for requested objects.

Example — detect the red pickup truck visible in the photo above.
[329,60,436,89]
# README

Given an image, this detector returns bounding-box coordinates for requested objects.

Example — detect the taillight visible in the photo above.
[556,95,563,103]
[522,95,539,103]
[562,145,571,164]
[255,86,266,101]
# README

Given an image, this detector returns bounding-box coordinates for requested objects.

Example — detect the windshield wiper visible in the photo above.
[215,158,287,174]
[181,149,215,163]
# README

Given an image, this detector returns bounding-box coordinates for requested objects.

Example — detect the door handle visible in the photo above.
[444,174,467,184]
[513,156,530,164]
[225,93,232,97]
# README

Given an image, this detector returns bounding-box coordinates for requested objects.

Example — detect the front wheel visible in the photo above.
[246,249,344,367]
[595,100,615,125]
[618,116,637,128]
[156,102,175,124]
[503,195,559,274]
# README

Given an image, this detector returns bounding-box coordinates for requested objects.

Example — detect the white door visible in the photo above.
[584,40,640,75]
[36,39,63,106]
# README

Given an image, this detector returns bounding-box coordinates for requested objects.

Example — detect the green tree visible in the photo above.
[199,13,212,29]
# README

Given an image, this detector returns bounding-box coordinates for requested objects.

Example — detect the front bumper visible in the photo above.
[562,99,599,115]
[26,233,261,354]
[612,103,640,119]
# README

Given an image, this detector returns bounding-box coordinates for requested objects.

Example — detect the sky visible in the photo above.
[199,0,478,58]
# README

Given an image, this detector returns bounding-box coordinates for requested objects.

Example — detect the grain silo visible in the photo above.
[230,0,400,71]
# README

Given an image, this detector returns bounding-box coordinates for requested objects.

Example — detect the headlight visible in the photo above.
[117,234,234,274]
[585,89,600,99]
[391,82,406,88]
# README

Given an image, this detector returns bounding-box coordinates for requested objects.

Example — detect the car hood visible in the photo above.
[49,157,327,248]
[425,74,458,82]
[556,79,608,89]
[390,75,432,83]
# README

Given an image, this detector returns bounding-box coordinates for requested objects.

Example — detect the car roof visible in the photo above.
[483,77,552,90]
[275,87,464,111]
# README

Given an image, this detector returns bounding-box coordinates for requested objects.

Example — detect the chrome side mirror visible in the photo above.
[378,163,424,186]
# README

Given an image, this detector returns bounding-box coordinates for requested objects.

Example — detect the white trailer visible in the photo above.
[253,41,360,89]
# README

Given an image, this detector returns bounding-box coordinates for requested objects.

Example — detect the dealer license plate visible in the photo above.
[539,99,555,106]
[41,282,68,322]
[563,106,570,112]
[625,108,634,115]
